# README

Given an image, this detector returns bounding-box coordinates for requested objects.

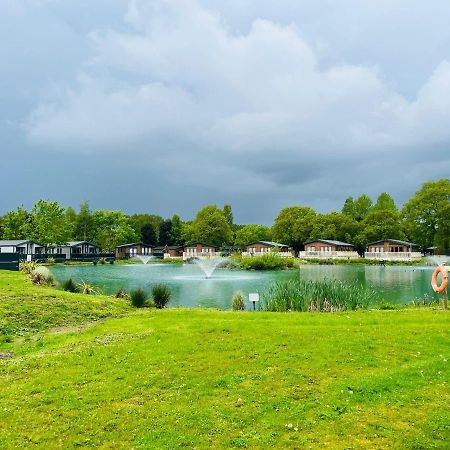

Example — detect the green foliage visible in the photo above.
[46,257,55,265]
[235,253,296,270]
[402,178,450,251]
[129,214,163,243]
[234,224,272,248]
[223,204,233,226]
[261,280,377,312]
[170,214,184,245]
[151,284,172,309]
[19,260,38,275]
[92,210,138,252]
[189,205,233,247]
[309,212,359,244]
[141,223,157,245]
[1,207,33,239]
[74,201,95,241]
[352,195,373,222]
[159,219,173,246]
[77,281,101,295]
[231,291,245,311]
[60,278,79,293]
[372,192,397,212]
[129,288,148,308]
[31,200,73,247]
[272,206,316,250]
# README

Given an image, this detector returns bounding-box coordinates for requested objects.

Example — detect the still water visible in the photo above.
[50,263,438,309]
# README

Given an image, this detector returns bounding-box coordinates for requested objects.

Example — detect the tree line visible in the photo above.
[0,179,448,253]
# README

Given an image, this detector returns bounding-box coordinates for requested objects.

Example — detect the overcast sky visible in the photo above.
[1,0,450,224]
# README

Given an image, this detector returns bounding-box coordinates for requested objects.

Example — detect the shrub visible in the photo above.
[109,259,114,264]
[130,288,148,308]
[60,278,79,293]
[93,259,98,266]
[77,281,101,295]
[231,291,246,311]
[115,288,128,299]
[20,261,38,276]
[46,257,55,265]
[261,279,378,312]
[31,266,54,286]
[98,258,107,265]
[152,284,172,309]
[234,253,297,270]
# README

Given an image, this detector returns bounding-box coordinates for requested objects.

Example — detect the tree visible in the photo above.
[65,206,77,237]
[74,201,94,241]
[141,223,157,245]
[223,204,233,227]
[402,179,450,250]
[353,195,373,222]
[159,219,173,246]
[234,224,272,248]
[129,214,164,243]
[30,200,73,247]
[189,205,233,247]
[0,207,33,240]
[272,206,317,251]
[372,192,397,213]
[309,213,359,244]
[92,210,138,251]
[342,197,355,218]
[171,214,183,245]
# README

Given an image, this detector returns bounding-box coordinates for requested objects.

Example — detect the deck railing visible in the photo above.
[183,252,222,260]
[364,252,423,261]
[298,251,360,259]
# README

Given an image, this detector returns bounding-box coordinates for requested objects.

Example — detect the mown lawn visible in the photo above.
[0,271,448,449]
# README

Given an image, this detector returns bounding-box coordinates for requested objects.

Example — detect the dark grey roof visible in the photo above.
[305,239,354,247]
[185,242,217,248]
[0,240,39,246]
[367,239,418,246]
[67,241,100,248]
[246,241,290,248]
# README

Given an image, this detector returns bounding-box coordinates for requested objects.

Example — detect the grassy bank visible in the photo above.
[0,272,448,448]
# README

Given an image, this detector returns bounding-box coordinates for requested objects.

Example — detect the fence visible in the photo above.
[0,253,27,271]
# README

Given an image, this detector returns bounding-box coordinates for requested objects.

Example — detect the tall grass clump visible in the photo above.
[129,288,148,308]
[60,278,79,293]
[151,284,172,309]
[231,291,246,311]
[261,280,378,312]
[31,266,54,286]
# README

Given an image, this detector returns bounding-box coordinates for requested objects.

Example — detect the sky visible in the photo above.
[1,0,450,224]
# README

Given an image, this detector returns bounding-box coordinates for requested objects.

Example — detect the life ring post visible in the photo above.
[431,263,448,309]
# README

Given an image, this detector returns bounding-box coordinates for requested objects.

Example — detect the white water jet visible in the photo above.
[425,255,448,266]
[134,255,155,265]
[194,257,227,279]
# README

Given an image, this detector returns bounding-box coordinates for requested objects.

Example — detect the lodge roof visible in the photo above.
[67,241,100,248]
[115,242,154,249]
[305,239,354,247]
[367,239,418,247]
[0,240,39,247]
[246,241,290,248]
[184,242,217,248]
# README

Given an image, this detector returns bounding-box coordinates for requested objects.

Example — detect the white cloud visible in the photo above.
[25,0,450,200]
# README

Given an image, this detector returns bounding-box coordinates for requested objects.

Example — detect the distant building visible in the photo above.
[115,243,154,259]
[47,241,100,259]
[300,239,359,259]
[0,240,43,259]
[183,242,219,260]
[365,239,422,260]
[243,241,294,257]
[153,245,184,258]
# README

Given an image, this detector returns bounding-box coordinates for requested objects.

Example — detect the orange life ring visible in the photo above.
[431,265,448,294]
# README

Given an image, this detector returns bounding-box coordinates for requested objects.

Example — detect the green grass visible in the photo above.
[0,271,449,448]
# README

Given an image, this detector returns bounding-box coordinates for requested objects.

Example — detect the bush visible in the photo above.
[115,288,128,299]
[234,253,297,270]
[60,278,79,293]
[46,257,55,265]
[231,291,246,311]
[129,288,148,308]
[261,279,378,312]
[20,261,38,276]
[98,258,107,265]
[152,284,172,309]
[77,281,101,295]
[31,266,54,286]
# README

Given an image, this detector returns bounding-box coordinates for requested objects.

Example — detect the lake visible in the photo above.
[50,263,439,309]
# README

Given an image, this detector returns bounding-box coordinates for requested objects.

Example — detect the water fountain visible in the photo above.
[194,256,227,279]
[134,255,155,265]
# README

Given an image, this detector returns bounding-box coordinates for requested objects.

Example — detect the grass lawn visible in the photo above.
[0,272,448,449]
